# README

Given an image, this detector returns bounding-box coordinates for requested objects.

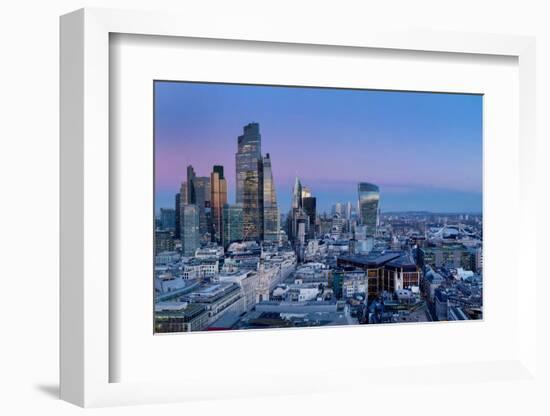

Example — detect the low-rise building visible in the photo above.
[195,245,224,259]
[217,271,259,312]
[182,258,219,280]
[422,267,445,301]
[418,244,472,269]
[337,251,421,300]
[155,251,181,265]
[154,301,209,332]
[341,270,368,299]
[183,282,245,325]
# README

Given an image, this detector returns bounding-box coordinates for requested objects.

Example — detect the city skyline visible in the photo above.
[155,81,482,214]
[154,82,483,333]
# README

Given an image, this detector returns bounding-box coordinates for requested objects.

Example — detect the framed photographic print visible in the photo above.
[60,7,539,409]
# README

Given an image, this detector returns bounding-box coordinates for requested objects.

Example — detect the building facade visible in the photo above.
[155,229,175,254]
[210,165,228,244]
[262,153,280,242]
[181,204,200,256]
[160,208,176,231]
[174,193,181,239]
[222,203,244,248]
[358,182,380,236]
[302,195,316,239]
[192,176,211,240]
[236,123,264,241]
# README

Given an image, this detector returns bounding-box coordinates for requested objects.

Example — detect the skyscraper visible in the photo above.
[345,201,352,221]
[160,208,176,230]
[180,181,188,205]
[177,181,189,240]
[302,195,316,239]
[262,154,280,242]
[186,165,196,204]
[181,204,200,256]
[193,176,211,240]
[174,193,181,239]
[292,177,302,210]
[242,167,263,240]
[222,203,244,247]
[288,177,310,258]
[236,123,263,241]
[236,123,262,204]
[210,165,228,243]
[155,229,175,255]
[358,182,380,236]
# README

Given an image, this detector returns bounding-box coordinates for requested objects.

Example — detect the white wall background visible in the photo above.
[0,0,548,414]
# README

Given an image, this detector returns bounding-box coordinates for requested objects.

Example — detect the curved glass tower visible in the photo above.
[358,182,380,236]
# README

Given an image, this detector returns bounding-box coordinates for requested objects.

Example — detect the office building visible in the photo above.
[302,194,316,239]
[192,176,211,239]
[358,182,380,236]
[262,153,280,242]
[160,208,176,231]
[345,201,352,221]
[418,244,472,269]
[337,251,421,300]
[181,204,200,256]
[288,177,309,243]
[174,193,181,239]
[222,203,244,247]
[155,229,174,254]
[184,165,211,240]
[186,165,196,203]
[236,123,263,241]
[287,177,310,259]
[210,165,228,243]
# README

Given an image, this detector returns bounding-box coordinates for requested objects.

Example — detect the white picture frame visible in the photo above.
[60,7,539,408]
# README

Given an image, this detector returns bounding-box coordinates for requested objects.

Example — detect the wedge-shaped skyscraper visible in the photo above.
[262,153,280,242]
[358,182,380,236]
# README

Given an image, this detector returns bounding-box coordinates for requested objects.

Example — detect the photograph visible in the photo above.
[153,81,483,333]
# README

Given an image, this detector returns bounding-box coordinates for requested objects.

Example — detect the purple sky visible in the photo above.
[155,81,482,214]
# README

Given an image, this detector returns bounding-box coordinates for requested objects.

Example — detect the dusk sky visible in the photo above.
[155,81,482,215]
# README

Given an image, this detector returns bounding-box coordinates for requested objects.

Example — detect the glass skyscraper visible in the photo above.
[222,203,244,247]
[236,123,262,204]
[191,176,211,239]
[236,123,263,241]
[186,165,196,203]
[358,182,380,236]
[262,153,280,242]
[181,204,200,256]
[243,167,263,241]
[210,165,227,244]
[288,177,310,257]
[302,195,316,239]
[160,207,176,231]
[174,193,181,239]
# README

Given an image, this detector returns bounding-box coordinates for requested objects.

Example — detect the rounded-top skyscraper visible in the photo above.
[358,182,380,236]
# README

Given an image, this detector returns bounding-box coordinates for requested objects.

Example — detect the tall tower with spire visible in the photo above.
[292,177,303,210]
[287,177,310,260]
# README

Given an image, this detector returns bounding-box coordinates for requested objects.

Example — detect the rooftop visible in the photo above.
[338,250,417,270]
[154,302,206,321]
[185,282,240,303]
